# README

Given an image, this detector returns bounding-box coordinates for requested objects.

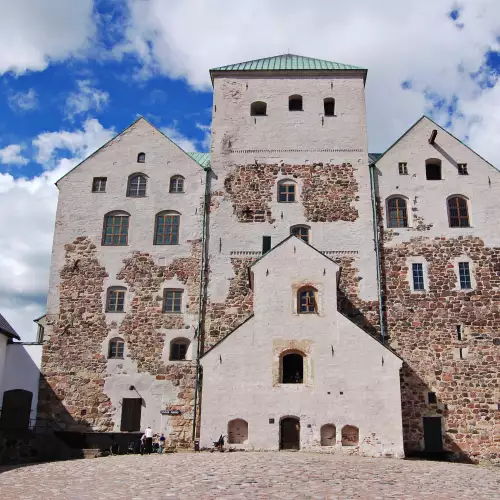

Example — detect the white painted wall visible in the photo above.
[200,237,404,457]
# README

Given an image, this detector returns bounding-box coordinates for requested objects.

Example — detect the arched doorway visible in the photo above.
[280,417,300,450]
[0,389,32,430]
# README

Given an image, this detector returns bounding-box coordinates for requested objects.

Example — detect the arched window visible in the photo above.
[250,101,267,116]
[289,94,303,111]
[425,158,442,180]
[448,196,470,227]
[281,352,304,384]
[291,225,310,244]
[170,338,190,361]
[387,197,408,228]
[320,424,337,446]
[137,152,145,163]
[228,419,248,444]
[278,179,296,202]
[341,425,359,446]
[298,286,317,314]
[169,175,184,193]
[108,337,125,359]
[102,211,130,246]
[106,287,126,313]
[155,211,180,245]
[324,98,335,116]
[127,173,147,197]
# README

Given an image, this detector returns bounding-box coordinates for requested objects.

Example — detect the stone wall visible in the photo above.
[224,163,359,223]
[38,237,113,431]
[381,236,500,464]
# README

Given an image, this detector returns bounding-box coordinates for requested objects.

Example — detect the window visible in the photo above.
[169,175,184,193]
[163,289,182,313]
[127,174,147,197]
[398,162,408,175]
[107,287,126,312]
[291,225,310,244]
[155,212,180,245]
[278,181,296,202]
[387,197,408,228]
[412,263,425,291]
[425,159,442,180]
[458,163,468,175]
[458,262,472,289]
[448,196,470,227]
[137,152,145,163]
[250,101,267,116]
[281,352,304,384]
[298,287,317,314]
[428,392,437,404]
[324,98,335,116]
[289,94,303,111]
[320,424,336,446]
[109,338,125,359]
[170,338,189,360]
[341,425,359,446]
[103,212,129,246]
[228,419,248,444]
[92,177,107,192]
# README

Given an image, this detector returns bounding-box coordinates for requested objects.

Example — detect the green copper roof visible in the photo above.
[187,152,211,168]
[210,54,365,73]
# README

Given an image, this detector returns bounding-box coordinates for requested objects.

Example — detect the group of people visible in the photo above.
[140,426,166,455]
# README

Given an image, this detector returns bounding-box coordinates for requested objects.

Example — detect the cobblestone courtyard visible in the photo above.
[0,452,498,499]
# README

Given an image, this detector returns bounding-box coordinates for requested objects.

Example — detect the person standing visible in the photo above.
[145,426,153,454]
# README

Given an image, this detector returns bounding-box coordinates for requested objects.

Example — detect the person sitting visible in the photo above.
[158,434,166,454]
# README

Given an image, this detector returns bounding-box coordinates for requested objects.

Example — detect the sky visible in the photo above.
[1,0,500,341]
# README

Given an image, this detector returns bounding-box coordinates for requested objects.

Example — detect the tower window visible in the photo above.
[163,289,182,313]
[412,263,425,291]
[278,180,296,202]
[458,262,471,289]
[298,287,317,314]
[170,338,190,361]
[250,101,267,116]
[291,225,310,244]
[289,95,303,111]
[324,98,335,116]
[108,338,125,359]
[106,287,126,313]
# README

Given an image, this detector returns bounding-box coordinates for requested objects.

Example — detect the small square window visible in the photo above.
[458,163,468,175]
[458,262,472,289]
[163,290,182,313]
[398,162,408,175]
[412,263,425,291]
[92,177,107,192]
[428,392,437,404]
[269,418,275,424]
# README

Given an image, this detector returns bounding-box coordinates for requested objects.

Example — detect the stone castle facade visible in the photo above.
[38,55,499,463]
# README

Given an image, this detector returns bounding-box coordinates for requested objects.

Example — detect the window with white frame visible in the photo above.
[412,263,425,291]
[458,262,472,289]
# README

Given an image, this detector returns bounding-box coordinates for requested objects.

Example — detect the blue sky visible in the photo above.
[1,0,500,339]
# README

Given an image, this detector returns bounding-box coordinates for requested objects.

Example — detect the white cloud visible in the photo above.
[0,119,115,341]
[118,0,500,163]
[161,125,199,152]
[0,144,29,166]
[7,89,38,112]
[0,0,96,75]
[65,80,110,119]
[196,122,211,151]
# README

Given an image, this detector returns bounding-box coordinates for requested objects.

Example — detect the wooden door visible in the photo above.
[120,398,142,432]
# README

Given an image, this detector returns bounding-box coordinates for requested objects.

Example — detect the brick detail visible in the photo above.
[382,236,500,464]
[224,163,359,223]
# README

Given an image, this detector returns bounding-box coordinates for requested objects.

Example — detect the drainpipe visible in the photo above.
[369,163,386,344]
[192,166,210,443]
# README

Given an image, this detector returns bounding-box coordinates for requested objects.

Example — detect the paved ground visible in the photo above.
[0,452,498,499]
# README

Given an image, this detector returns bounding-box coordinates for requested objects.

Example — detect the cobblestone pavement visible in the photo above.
[0,452,498,500]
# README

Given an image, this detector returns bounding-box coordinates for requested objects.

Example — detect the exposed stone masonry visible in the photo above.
[224,163,359,223]
[38,237,113,431]
[382,236,500,464]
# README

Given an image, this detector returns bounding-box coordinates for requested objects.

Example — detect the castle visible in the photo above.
[38,54,499,463]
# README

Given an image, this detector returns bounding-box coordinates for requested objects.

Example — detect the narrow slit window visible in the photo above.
[428,392,437,404]
[398,163,408,175]
[163,290,182,313]
[324,98,335,116]
[92,177,107,192]
[387,197,408,228]
[456,325,462,341]
[448,197,470,227]
[458,262,471,289]
[412,263,425,291]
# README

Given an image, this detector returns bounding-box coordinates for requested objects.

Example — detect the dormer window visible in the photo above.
[289,95,303,111]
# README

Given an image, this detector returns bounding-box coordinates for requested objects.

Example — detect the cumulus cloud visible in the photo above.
[7,89,38,112]
[65,80,110,120]
[161,125,199,152]
[0,0,96,75]
[0,145,29,166]
[117,0,500,162]
[0,120,115,340]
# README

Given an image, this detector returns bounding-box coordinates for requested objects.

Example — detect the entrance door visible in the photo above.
[423,417,443,453]
[280,417,300,450]
[0,389,32,430]
[120,398,142,431]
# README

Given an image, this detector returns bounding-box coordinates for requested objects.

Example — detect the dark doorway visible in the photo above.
[282,353,303,383]
[280,417,300,450]
[120,398,142,432]
[0,389,32,430]
[423,417,443,452]
[425,163,442,180]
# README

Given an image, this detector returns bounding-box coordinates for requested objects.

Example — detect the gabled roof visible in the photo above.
[210,54,367,83]
[0,313,20,340]
[368,153,382,164]
[187,152,211,168]
[55,117,209,186]
[373,115,498,171]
